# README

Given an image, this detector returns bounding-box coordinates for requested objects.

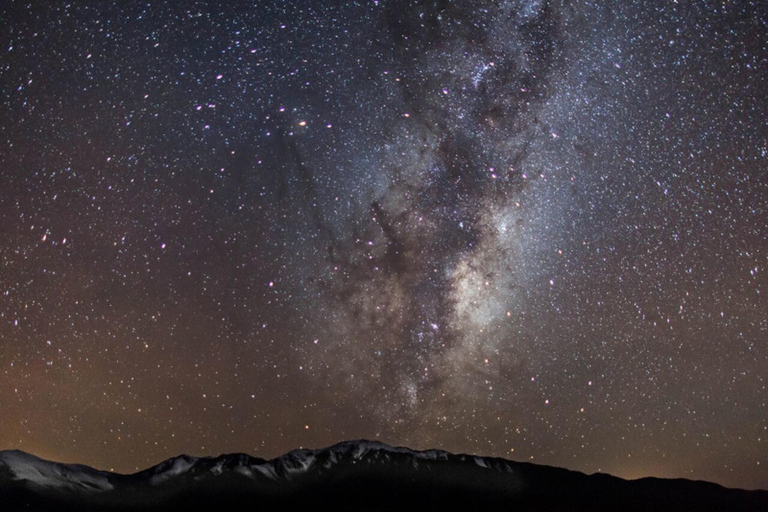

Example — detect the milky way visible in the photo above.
[1,0,767,489]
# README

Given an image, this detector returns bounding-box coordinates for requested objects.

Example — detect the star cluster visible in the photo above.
[1,0,767,489]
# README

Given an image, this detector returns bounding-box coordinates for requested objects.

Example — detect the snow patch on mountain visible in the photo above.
[0,450,113,493]
[275,449,317,477]
[251,463,279,480]
[147,455,198,485]
[321,440,450,463]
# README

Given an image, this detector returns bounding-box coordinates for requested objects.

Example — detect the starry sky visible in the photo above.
[2,0,767,490]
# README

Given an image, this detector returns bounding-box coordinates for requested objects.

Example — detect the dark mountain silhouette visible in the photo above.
[0,440,765,511]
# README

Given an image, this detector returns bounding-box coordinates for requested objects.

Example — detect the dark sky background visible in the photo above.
[2,0,767,490]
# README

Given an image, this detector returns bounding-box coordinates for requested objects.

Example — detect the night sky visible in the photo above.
[2,0,767,490]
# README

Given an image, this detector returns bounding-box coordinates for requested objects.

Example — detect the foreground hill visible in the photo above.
[1,440,765,511]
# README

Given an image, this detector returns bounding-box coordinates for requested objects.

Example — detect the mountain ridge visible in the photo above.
[1,440,766,511]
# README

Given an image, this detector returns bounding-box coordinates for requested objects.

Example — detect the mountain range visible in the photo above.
[1,440,765,511]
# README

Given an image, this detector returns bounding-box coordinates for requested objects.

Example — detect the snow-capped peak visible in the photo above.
[145,454,198,485]
[322,439,451,462]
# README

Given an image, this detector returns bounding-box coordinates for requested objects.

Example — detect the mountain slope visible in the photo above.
[0,450,113,492]
[0,440,765,511]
